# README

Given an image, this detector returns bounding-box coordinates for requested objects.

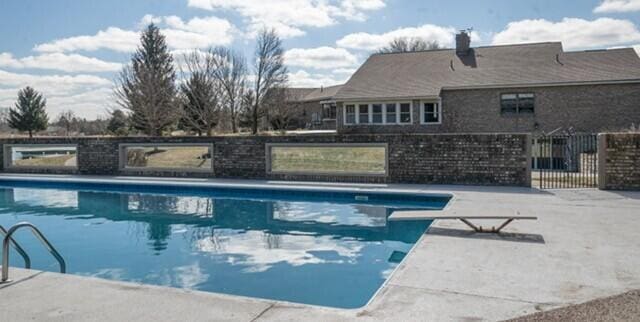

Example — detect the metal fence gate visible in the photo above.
[532,133,598,189]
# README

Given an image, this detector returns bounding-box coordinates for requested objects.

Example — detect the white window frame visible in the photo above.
[357,104,371,124]
[344,104,356,125]
[420,99,442,125]
[371,103,384,124]
[343,102,413,126]
[397,102,413,125]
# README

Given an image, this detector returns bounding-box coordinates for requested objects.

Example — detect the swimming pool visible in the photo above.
[0,179,449,308]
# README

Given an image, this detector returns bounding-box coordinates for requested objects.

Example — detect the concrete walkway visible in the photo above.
[0,175,639,321]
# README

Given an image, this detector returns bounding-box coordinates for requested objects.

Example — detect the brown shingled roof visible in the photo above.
[334,42,640,100]
[285,88,316,101]
[303,84,343,101]
[286,84,344,102]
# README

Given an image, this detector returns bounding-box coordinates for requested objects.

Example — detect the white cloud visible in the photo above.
[336,24,458,50]
[155,15,236,49]
[332,67,357,75]
[188,0,385,38]
[34,15,236,53]
[0,69,112,118]
[492,18,640,50]
[594,0,640,13]
[288,69,347,87]
[0,52,121,73]
[285,47,358,69]
[34,27,139,53]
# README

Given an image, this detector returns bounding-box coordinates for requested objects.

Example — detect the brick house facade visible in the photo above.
[337,83,640,134]
[284,85,342,130]
[333,32,640,135]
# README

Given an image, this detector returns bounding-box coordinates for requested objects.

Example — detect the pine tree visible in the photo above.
[107,109,129,136]
[178,51,220,136]
[8,87,49,138]
[115,24,179,136]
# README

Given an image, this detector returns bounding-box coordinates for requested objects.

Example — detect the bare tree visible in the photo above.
[179,51,220,136]
[249,28,288,134]
[56,110,77,136]
[265,87,300,132]
[209,47,247,133]
[114,24,179,136]
[377,37,442,54]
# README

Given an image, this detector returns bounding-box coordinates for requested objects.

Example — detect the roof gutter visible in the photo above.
[441,79,640,90]
[336,95,441,103]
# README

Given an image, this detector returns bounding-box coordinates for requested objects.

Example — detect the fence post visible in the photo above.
[525,133,532,188]
[597,133,607,190]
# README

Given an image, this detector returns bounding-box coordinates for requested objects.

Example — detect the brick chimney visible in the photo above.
[456,30,471,55]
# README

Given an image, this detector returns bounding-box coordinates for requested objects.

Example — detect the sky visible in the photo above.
[0,0,639,120]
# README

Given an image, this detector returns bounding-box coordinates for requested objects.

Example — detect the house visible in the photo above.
[284,84,342,130]
[333,31,640,135]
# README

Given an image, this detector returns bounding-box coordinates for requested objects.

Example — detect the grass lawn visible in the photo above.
[126,147,211,169]
[14,155,76,167]
[270,146,386,174]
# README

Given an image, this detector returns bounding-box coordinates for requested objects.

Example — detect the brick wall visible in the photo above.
[599,133,640,190]
[0,133,532,186]
[337,83,640,134]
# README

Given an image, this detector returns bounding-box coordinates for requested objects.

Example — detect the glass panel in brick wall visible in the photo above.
[269,145,386,175]
[8,145,77,168]
[123,145,212,170]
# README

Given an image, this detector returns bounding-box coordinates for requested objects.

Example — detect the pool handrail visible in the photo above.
[0,225,31,269]
[1,222,65,282]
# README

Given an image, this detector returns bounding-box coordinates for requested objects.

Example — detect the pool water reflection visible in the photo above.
[0,183,444,308]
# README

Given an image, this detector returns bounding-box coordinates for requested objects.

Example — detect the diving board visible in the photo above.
[389,211,537,233]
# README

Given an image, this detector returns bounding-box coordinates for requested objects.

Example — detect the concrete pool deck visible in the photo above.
[0,174,639,321]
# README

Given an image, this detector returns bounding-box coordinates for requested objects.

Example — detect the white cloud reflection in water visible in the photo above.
[12,188,78,208]
[196,229,365,273]
[272,201,388,227]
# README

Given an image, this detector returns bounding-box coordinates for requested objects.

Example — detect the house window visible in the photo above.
[399,103,411,123]
[421,102,441,124]
[358,104,370,124]
[501,93,535,114]
[385,103,397,123]
[345,104,356,124]
[372,104,383,124]
[323,103,337,119]
[311,112,321,124]
[343,102,412,125]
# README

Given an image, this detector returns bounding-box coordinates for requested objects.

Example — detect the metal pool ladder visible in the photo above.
[1,222,66,282]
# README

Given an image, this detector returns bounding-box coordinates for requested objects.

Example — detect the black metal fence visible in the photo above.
[533,133,598,189]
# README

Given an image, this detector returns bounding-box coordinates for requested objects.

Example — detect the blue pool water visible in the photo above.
[0,180,449,308]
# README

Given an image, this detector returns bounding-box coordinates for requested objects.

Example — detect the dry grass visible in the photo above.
[126,147,211,169]
[14,155,76,167]
[270,147,386,174]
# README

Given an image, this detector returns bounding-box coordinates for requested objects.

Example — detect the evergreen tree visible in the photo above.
[180,71,219,136]
[115,24,179,136]
[8,87,49,138]
[107,109,129,136]
[178,51,220,136]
